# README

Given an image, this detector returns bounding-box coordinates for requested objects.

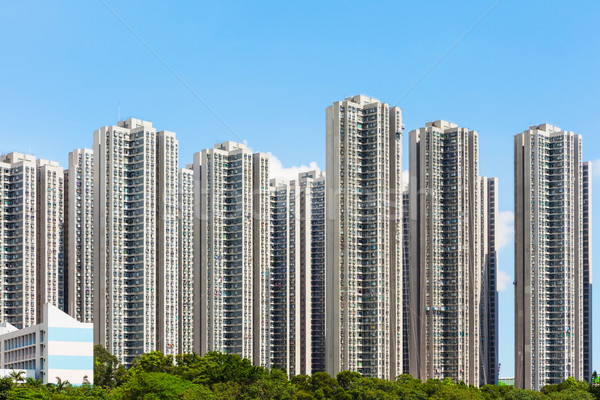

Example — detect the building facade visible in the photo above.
[408,120,498,386]
[193,142,270,366]
[156,131,179,356]
[268,170,326,376]
[36,160,65,319]
[401,190,410,374]
[302,171,326,374]
[481,177,499,385]
[0,303,93,385]
[65,149,94,323]
[325,95,403,378]
[178,167,195,355]
[515,124,590,389]
[583,161,592,382]
[93,118,179,365]
[0,153,38,329]
[269,178,301,374]
[253,152,271,366]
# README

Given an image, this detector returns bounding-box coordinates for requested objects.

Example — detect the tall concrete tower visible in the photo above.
[408,120,498,386]
[93,118,179,365]
[193,142,270,366]
[325,95,403,379]
[514,124,591,389]
[65,148,94,323]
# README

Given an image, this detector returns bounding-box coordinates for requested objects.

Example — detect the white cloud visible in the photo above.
[497,210,514,250]
[402,170,409,191]
[496,211,514,292]
[592,159,600,177]
[497,269,511,293]
[268,153,321,181]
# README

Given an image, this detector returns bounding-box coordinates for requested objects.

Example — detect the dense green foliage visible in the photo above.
[94,345,127,389]
[0,347,597,399]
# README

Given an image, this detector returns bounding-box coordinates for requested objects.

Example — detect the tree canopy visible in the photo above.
[0,347,597,399]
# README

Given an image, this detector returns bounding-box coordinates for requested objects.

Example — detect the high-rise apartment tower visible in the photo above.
[36,159,65,320]
[325,95,403,379]
[93,118,179,365]
[178,167,195,356]
[514,124,591,389]
[0,153,38,328]
[65,148,94,323]
[582,161,592,382]
[193,142,270,366]
[408,120,498,386]
[269,170,326,376]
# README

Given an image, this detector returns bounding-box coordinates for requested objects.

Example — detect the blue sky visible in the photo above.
[1,1,599,378]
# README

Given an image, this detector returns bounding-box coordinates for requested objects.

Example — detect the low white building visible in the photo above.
[0,303,93,385]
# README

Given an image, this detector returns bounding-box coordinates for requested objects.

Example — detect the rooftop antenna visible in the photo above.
[118,102,121,121]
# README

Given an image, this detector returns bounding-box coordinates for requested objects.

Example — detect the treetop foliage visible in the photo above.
[0,347,596,399]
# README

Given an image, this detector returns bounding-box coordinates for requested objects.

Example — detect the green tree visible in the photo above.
[8,371,24,385]
[347,377,397,400]
[4,349,590,400]
[589,371,600,399]
[422,379,444,397]
[291,374,311,393]
[0,377,13,400]
[94,344,127,389]
[547,389,594,400]
[504,388,546,400]
[131,351,175,374]
[430,384,485,400]
[336,370,362,390]
[192,351,268,388]
[211,381,243,399]
[294,390,316,400]
[112,371,214,400]
[61,383,114,399]
[308,372,347,400]
[23,378,41,388]
[556,376,588,392]
[395,374,428,400]
[481,383,513,399]
[6,386,47,400]
[241,368,295,400]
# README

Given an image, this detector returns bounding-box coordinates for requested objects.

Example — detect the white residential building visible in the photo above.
[93,118,179,365]
[36,160,65,320]
[482,177,499,385]
[408,120,498,386]
[156,131,179,356]
[325,95,404,379]
[401,190,410,373]
[514,124,591,389]
[253,152,270,366]
[65,149,94,323]
[178,167,194,355]
[269,170,327,376]
[301,171,326,374]
[269,178,299,373]
[0,153,37,329]
[193,142,270,366]
[583,161,592,382]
